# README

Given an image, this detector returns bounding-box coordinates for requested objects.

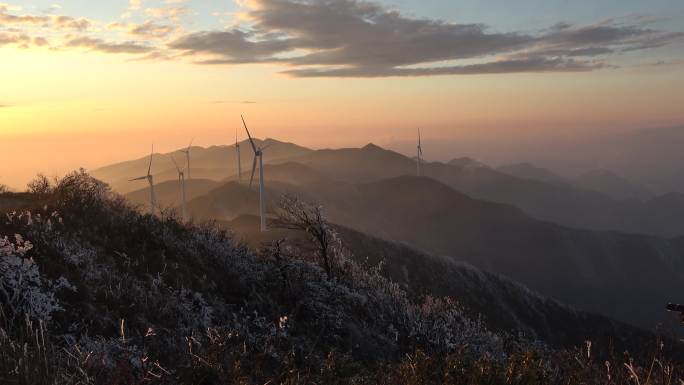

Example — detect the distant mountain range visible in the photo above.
[91,138,311,194]
[557,126,684,195]
[387,125,684,195]
[273,142,684,236]
[497,163,653,201]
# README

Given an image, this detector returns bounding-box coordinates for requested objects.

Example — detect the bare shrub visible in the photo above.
[26,174,53,197]
[273,194,337,280]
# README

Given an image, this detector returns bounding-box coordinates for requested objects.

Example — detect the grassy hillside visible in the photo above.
[226,214,673,353]
[1,171,682,384]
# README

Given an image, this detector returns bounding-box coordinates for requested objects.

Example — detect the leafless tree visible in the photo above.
[273,194,335,280]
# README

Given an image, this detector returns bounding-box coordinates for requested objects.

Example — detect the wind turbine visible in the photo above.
[179,139,193,179]
[170,154,187,222]
[235,128,242,182]
[416,128,423,177]
[130,145,157,215]
[242,115,267,232]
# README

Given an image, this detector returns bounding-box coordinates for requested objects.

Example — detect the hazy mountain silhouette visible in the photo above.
[91,139,311,194]
[497,163,568,185]
[387,125,684,196]
[277,143,684,237]
[575,169,653,201]
[550,126,684,195]
[498,163,653,201]
[100,140,684,236]
[126,178,221,209]
[447,157,489,169]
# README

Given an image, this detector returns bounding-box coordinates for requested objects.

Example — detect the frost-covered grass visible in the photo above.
[0,170,682,384]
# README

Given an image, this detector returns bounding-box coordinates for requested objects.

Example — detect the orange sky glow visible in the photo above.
[1,1,684,189]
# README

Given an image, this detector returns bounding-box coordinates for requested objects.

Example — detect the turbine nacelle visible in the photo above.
[179,139,193,179]
[170,153,188,222]
[416,128,423,177]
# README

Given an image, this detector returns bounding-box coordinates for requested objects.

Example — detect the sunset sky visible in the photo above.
[1,0,684,188]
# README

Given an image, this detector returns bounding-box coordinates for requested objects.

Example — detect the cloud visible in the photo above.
[145,6,188,22]
[0,32,30,46]
[2,0,682,77]
[129,0,143,11]
[51,15,90,30]
[128,20,175,38]
[170,29,293,62]
[168,0,684,77]
[66,36,153,54]
[0,7,90,30]
[0,4,155,55]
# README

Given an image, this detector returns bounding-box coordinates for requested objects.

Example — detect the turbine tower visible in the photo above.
[170,154,187,222]
[242,115,267,232]
[180,139,193,179]
[235,128,242,182]
[130,145,157,215]
[416,128,423,177]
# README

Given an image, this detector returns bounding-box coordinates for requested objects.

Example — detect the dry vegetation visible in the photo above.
[0,171,682,384]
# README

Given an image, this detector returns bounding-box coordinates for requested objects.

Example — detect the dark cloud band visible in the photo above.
[169,0,683,77]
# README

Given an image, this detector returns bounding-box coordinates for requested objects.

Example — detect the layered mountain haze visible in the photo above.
[496,163,569,186]
[127,178,221,209]
[397,126,684,196]
[541,126,684,195]
[114,151,684,332]
[105,140,684,237]
[575,169,653,201]
[447,157,490,169]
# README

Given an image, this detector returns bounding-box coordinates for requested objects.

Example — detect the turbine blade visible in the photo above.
[249,156,257,189]
[148,145,154,175]
[170,154,181,172]
[130,176,147,182]
[241,115,258,153]
[187,138,194,151]
[260,143,274,151]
